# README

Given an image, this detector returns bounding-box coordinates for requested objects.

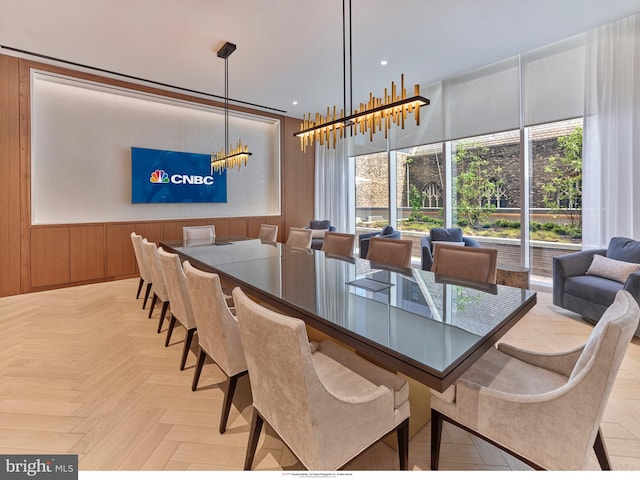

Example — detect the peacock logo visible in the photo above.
[150,169,169,183]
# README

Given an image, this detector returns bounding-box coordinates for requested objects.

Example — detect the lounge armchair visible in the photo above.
[358,225,401,259]
[303,220,336,250]
[553,236,640,336]
[420,227,481,271]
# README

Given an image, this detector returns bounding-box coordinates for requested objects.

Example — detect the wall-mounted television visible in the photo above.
[131,147,227,204]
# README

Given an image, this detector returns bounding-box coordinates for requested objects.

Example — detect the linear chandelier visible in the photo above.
[211,41,252,173]
[293,0,429,152]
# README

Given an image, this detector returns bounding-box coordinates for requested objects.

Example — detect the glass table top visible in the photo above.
[166,238,536,388]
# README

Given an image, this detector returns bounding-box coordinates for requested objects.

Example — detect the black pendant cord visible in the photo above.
[224,55,229,156]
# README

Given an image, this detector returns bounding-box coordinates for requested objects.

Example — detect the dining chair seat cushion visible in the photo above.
[431,346,568,413]
[311,340,410,411]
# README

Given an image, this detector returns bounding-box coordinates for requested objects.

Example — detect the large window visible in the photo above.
[528,118,583,279]
[355,152,389,244]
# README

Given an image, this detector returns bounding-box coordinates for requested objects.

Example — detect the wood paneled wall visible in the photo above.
[0,53,314,296]
[0,55,21,296]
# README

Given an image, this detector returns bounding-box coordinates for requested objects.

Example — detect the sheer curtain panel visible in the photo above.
[583,14,640,248]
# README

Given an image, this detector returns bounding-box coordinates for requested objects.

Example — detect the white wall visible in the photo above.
[31,71,281,224]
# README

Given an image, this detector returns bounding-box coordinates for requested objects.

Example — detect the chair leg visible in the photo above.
[244,408,264,471]
[136,278,144,299]
[180,327,196,370]
[593,427,611,470]
[148,293,157,318]
[165,315,177,347]
[192,349,207,392]
[219,371,248,434]
[157,301,169,333]
[142,283,152,309]
[397,418,410,470]
[430,408,443,471]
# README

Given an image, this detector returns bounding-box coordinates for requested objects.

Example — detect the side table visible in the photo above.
[496,264,530,289]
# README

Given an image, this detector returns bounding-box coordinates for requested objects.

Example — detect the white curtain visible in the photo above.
[314,139,350,232]
[583,14,640,249]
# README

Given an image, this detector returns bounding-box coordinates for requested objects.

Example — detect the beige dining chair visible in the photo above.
[157,248,198,370]
[321,232,356,258]
[183,225,215,246]
[430,290,640,471]
[258,224,278,243]
[130,232,153,307]
[140,238,170,330]
[431,243,498,283]
[286,226,313,249]
[366,236,413,269]
[183,261,248,434]
[232,287,410,471]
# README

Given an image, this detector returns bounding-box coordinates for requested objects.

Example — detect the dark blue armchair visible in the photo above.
[359,225,401,259]
[553,236,640,336]
[304,220,336,250]
[420,227,481,271]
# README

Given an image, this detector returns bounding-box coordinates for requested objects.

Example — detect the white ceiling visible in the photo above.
[2,0,640,119]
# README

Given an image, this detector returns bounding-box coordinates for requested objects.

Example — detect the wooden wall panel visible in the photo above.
[31,227,70,288]
[70,225,105,282]
[228,219,248,238]
[0,55,21,296]
[135,222,163,244]
[282,117,314,235]
[163,221,187,242]
[106,224,137,277]
[247,218,266,239]
[211,220,229,238]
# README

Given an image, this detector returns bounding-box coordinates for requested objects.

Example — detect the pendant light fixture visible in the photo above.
[293,0,429,152]
[211,41,252,173]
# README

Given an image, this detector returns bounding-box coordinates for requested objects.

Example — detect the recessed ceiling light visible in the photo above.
[292,101,298,105]
[380,60,388,66]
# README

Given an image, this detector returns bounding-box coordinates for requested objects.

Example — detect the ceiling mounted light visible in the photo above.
[293,0,429,152]
[211,41,252,173]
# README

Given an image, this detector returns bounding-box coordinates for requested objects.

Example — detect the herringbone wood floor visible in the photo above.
[0,278,639,472]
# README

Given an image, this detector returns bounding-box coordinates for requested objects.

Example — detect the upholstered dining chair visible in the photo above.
[140,238,170,330]
[157,248,198,371]
[258,224,278,243]
[183,225,215,246]
[232,287,410,471]
[366,236,413,269]
[130,232,153,308]
[431,243,498,284]
[430,290,640,471]
[183,261,248,434]
[286,226,313,249]
[321,232,356,258]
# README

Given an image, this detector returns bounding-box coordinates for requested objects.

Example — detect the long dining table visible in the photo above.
[160,238,537,393]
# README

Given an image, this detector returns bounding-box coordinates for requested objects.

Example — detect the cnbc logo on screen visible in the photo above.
[149,169,215,186]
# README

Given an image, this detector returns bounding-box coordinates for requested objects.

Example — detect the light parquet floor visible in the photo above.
[0,278,639,472]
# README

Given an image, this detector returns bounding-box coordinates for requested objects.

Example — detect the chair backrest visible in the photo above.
[140,239,168,300]
[183,261,247,377]
[232,287,325,468]
[567,290,639,467]
[130,232,152,282]
[366,236,413,268]
[286,227,313,249]
[183,225,215,246]
[258,224,278,243]
[321,232,355,257]
[431,243,497,283]
[157,248,196,329]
